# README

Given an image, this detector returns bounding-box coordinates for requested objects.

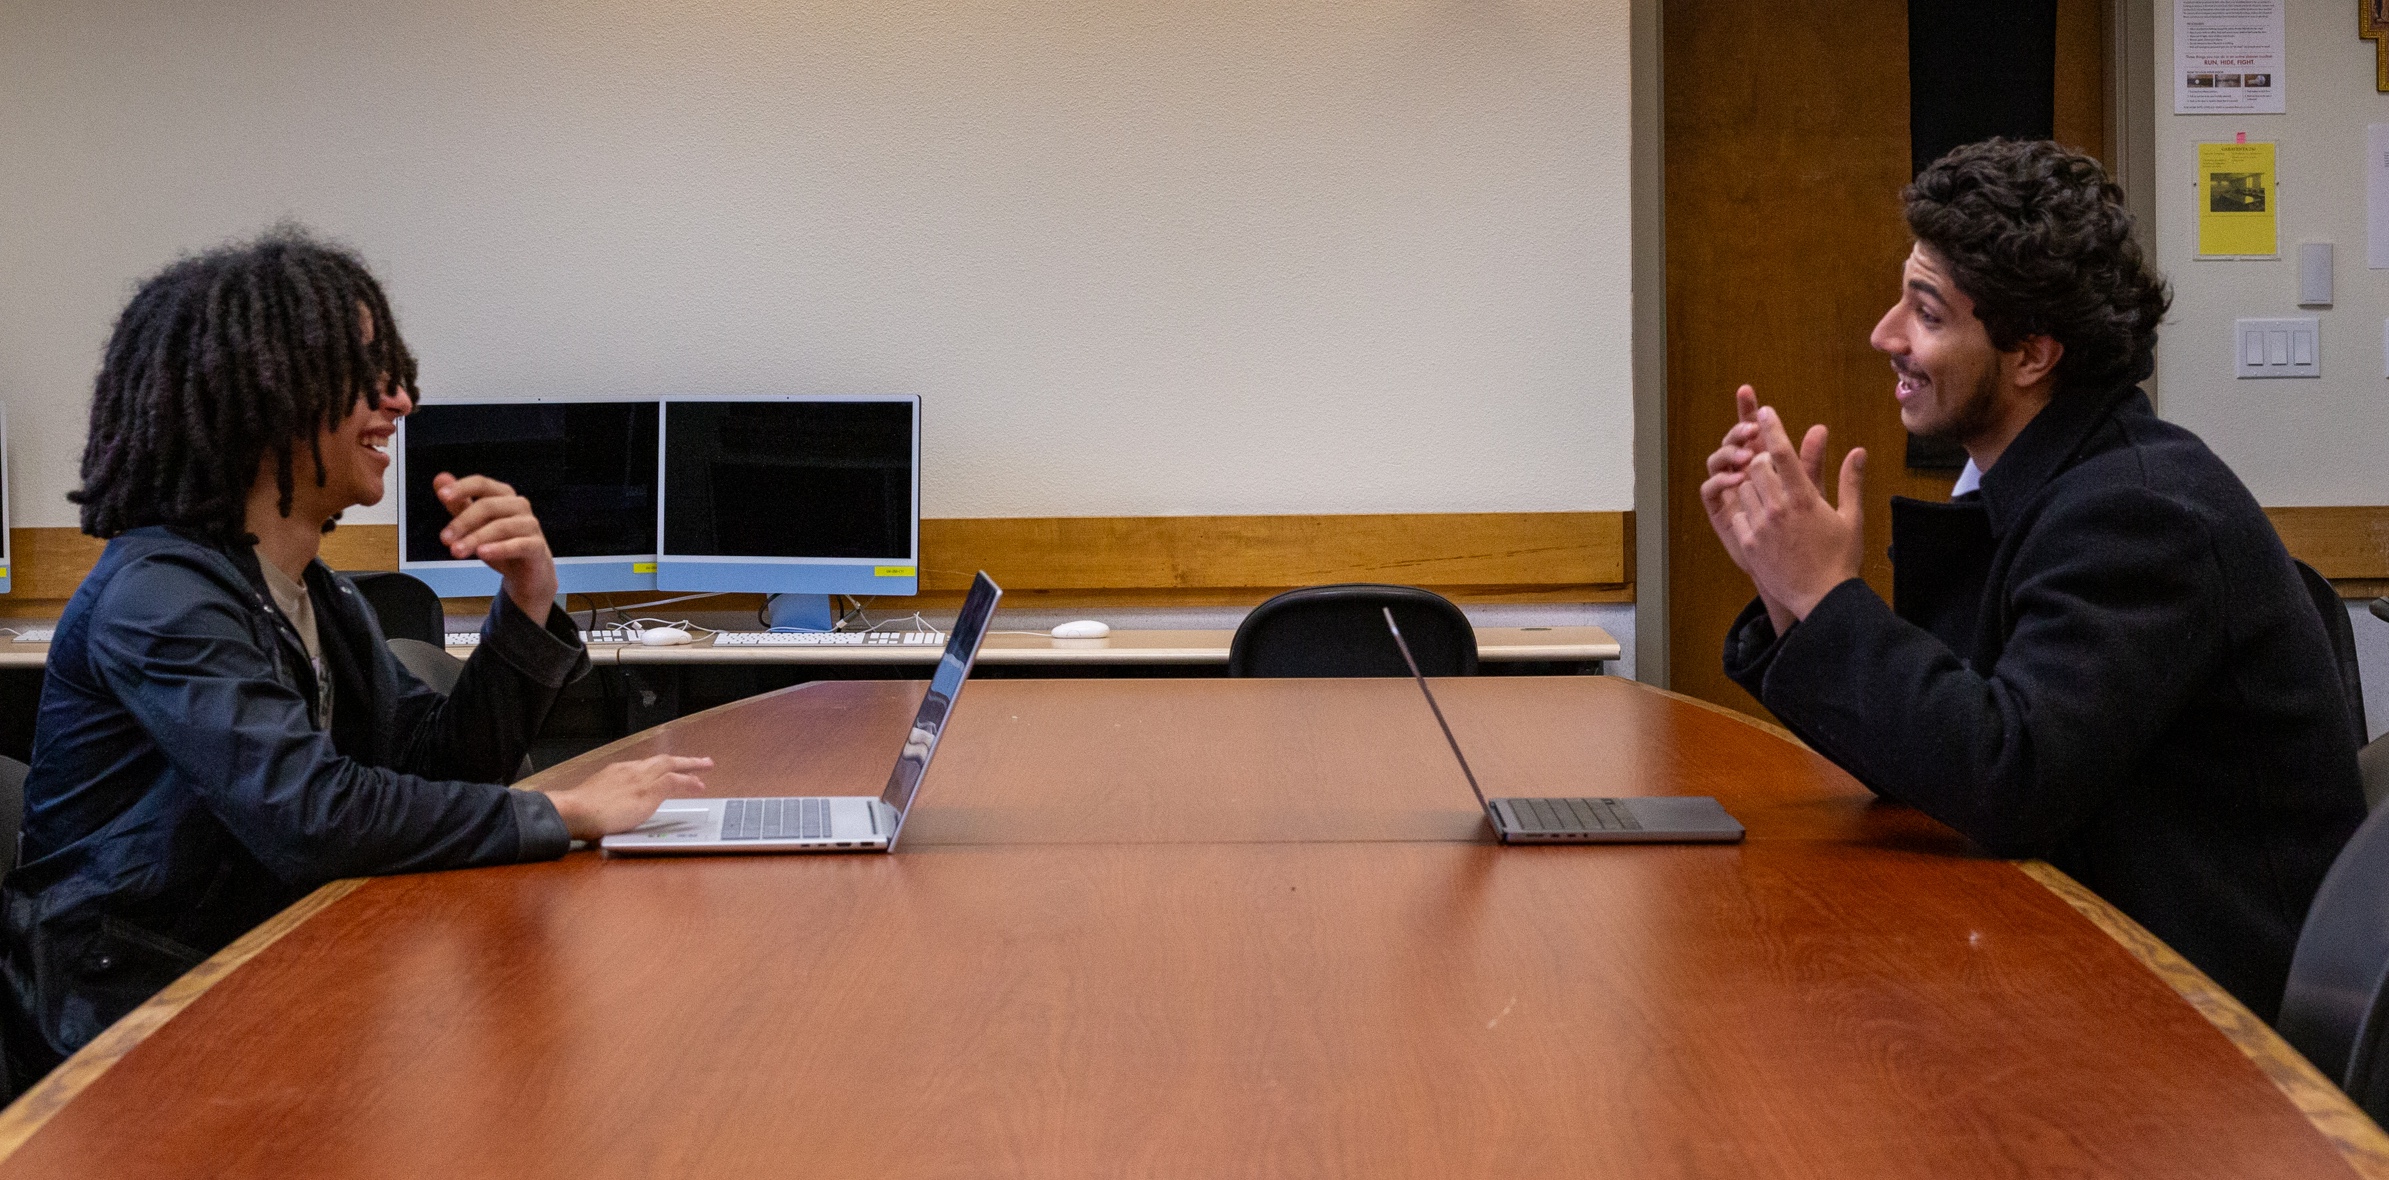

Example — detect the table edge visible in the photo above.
[0,877,367,1166]
[1629,680,1809,748]
[2016,860,2389,1179]
[0,700,2373,1174]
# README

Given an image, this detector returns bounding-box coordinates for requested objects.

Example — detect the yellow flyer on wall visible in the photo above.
[2196,141,2277,258]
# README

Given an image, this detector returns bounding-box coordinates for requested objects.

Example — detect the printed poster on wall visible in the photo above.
[2175,0,2286,114]
[2196,141,2278,258]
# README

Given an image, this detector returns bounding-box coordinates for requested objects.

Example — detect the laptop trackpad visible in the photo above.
[631,807,715,839]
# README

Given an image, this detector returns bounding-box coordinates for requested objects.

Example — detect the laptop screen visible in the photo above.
[878,571,1003,845]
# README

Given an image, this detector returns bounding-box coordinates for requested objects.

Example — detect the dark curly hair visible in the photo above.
[71,226,417,544]
[1903,139,2170,397]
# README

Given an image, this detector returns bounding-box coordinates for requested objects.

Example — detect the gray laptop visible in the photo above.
[1384,608,1744,844]
[601,572,1003,855]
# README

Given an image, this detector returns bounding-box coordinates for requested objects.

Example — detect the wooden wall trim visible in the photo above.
[2270,507,2389,590]
[918,512,1630,594]
[3,512,1633,613]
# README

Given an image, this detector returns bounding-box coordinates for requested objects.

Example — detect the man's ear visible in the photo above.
[2008,334,2064,391]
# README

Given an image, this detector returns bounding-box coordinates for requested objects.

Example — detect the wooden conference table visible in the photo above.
[0,677,2382,1178]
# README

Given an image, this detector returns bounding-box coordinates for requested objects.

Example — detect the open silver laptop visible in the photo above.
[1384,609,1744,844]
[601,572,1003,855]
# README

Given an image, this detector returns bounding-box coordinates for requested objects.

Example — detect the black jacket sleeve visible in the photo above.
[86,553,572,883]
[1724,485,2224,857]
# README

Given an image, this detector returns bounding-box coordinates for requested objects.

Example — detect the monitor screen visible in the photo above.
[656,397,920,596]
[397,400,660,595]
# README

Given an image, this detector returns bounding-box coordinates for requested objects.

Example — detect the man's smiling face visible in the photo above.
[1869,244,2005,446]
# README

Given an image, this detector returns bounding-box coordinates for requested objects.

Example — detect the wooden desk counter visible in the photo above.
[0,678,2373,1179]
[584,625,1620,667]
[0,627,1620,671]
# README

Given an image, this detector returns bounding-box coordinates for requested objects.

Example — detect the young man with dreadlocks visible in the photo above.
[1700,140,2364,1021]
[0,230,711,1089]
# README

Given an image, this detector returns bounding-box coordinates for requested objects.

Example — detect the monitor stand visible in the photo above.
[765,594,836,632]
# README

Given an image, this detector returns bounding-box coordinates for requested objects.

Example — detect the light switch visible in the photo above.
[2300,242,2336,307]
[2235,317,2322,379]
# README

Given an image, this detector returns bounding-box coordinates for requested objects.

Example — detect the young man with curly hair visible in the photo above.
[1703,139,2364,1020]
[0,230,712,1090]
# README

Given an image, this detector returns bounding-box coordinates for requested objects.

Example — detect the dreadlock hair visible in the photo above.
[71,226,417,545]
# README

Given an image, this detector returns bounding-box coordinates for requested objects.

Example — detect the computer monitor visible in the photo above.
[396,399,661,596]
[656,396,920,623]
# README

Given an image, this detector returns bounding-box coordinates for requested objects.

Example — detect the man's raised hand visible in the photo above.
[1700,385,1768,573]
[1729,406,1866,627]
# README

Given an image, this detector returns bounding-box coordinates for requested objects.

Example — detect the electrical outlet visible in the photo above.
[2235,317,2320,379]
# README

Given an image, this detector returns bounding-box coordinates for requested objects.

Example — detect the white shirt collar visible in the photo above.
[1951,458,1983,498]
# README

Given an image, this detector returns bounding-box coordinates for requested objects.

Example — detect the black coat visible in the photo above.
[1724,385,2364,1021]
[0,527,586,1085]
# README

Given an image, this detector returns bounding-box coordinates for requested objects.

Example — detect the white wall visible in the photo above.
[2153,0,2389,503]
[0,0,1633,531]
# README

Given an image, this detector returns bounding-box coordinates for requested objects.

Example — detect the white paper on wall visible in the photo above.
[2174,0,2287,114]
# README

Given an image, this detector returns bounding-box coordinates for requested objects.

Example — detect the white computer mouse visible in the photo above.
[1050,620,1111,639]
[638,626,697,646]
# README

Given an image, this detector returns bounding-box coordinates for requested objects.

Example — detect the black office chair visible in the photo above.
[340,571,447,646]
[0,754,26,872]
[2279,802,2389,1122]
[1228,584,1477,678]
[340,573,533,782]
[2364,597,2389,812]
[2294,560,2367,750]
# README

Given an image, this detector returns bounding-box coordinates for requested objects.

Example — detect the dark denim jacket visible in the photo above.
[0,527,585,1085]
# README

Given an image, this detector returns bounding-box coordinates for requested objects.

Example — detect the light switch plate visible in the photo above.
[2235,317,2320,378]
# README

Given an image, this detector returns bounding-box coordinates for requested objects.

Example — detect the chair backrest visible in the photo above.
[1228,584,1477,678]
[383,639,532,783]
[2295,559,2367,747]
[2362,737,2389,814]
[2279,802,2389,1120]
[0,754,26,872]
[385,638,464,697]
[340,571,446,646]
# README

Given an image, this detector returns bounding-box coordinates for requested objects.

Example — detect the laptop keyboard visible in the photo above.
[715,632,943,647]
[720,797,834,841]
[444,630,637,647]
[1504,797,1644,834]
[10,628,53,644]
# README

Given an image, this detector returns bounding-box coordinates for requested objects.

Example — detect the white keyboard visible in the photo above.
[11,628,53,644]
[714,631,945,647]
[445,631,637,647]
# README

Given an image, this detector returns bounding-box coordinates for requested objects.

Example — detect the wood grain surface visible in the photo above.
[2019,861,2389,1179]
[2270,507,2389,590]
[0,678,2364,1179]
[519,678,1944,849]
[915,512,1631,597]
